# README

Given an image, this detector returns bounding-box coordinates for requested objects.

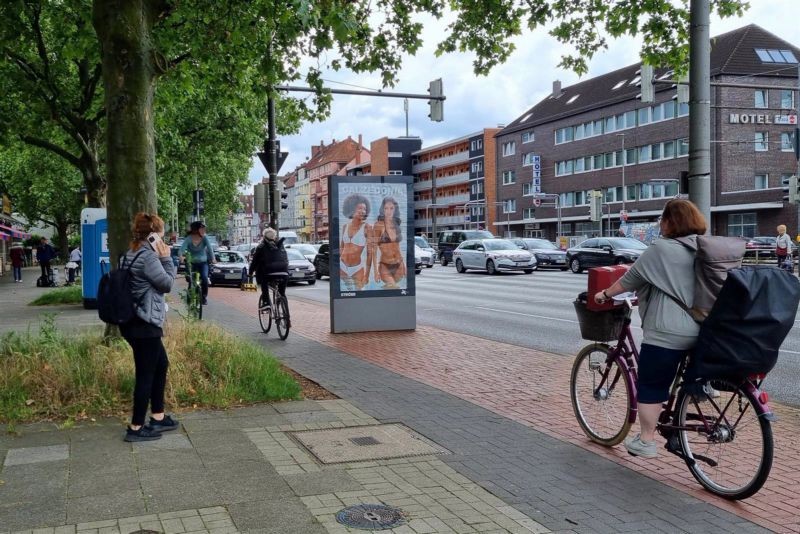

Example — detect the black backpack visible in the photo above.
[97,250,146,325]
[691,266,800,380]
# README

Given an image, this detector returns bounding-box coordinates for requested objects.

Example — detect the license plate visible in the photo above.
[555,259,565,263]
[292,271,305,278]
[224,273,241,280]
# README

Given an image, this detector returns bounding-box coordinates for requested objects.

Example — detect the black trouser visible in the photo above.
[125,336,169,426]
[260,276,287,307]
[39,260,51,279]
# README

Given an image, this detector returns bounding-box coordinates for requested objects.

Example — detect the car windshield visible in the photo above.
[465,230,495,240]
[215,252,243,263]
[286,249,306,261]
[290,244,317,254]
[611,238,648,250]
[484,239,518,251]
[524,239,558,250]
[415,236,431,248]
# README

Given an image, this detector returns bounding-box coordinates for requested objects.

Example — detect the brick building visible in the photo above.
[496,24,799,240]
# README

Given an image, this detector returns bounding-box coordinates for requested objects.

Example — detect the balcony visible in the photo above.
[412,151,469,174]
[414,215,469,227]
[413,171,470,192]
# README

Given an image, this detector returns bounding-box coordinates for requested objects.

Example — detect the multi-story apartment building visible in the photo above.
[229,194,255,244]
[294,167,312,242]
[411,129,501,238]
[305,136,367,241]
[496,24,799,240]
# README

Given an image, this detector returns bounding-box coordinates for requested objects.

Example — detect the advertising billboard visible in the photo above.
[329,175,416,332]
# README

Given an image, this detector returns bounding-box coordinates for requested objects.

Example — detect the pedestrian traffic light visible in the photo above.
[640,64,654,103]
[589,192,602,222]
[428,78,443,122]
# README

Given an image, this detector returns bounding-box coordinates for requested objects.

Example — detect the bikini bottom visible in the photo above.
[340,260,363,277]
[382,262,402,278]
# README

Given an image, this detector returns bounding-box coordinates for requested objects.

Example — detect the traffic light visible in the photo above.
[589,191,602,222]
[272,180,289,213]
[254,183,267,213]
[785,175,799,204]
[428,78,443,122]
[640,64,654,103]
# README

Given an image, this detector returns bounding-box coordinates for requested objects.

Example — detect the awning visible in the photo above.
[0,230,10,241]
[0,224,30,239]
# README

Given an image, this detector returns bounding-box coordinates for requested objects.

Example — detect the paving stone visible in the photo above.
[4,445,69,466]
[66,489,146,525]
[283,469,363,497]
[132,433,192,451]
[227,499,327,534]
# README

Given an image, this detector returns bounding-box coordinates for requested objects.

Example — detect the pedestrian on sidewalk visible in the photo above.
[776,225,792,269]
[121,212,179,442]
[593,199,705,458]
[179,221,215,305]
[10,243,24,282]
[249,227,289,313]
[36,237,55,282]
[69,245,82,275]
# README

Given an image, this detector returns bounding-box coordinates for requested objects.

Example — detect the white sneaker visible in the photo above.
[624,433,658,458]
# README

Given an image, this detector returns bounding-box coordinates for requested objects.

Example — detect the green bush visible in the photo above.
[0,317,300,425]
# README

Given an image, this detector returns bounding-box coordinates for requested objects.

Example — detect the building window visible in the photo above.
[638,107,650,126]
[754,90,768,109]
[780,89,796,109]
[728,213,757,238]
[523,207,536,219]
[502,170,516,185]
[471,161,483,173]
[560,192,574,207]
[755,48,799,64]
[388,170,403,175]
[755,174,769,190]
[522,153,537,166]
[625,148,637,165]
[677,138,689,157]
[388,152,403,158]
[470,139,483,151]
[604,186,622,203]
[663,140,676,158]
[555,127,574,144]
[522,183,533,196]
[677,102,689,116]
[502,199,516,213]
[781,132,795,151]
[522,131,535,143]
[593,154,604,170]
[754,132,768,151]
[502,141,516,156]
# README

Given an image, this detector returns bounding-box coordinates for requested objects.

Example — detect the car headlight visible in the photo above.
[308,265,315,272]
[211,267,222,274]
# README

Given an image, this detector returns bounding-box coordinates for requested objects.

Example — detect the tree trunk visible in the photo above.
[92,0,160,263]
[56,220,70,261]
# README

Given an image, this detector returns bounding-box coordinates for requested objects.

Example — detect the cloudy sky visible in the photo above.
[247,2,798,186]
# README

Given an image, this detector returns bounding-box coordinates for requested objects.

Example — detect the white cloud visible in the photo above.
[247,4,799,188]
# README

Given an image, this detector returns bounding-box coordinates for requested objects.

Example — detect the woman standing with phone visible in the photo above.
[121,212,178,442]
[179,221,215,304]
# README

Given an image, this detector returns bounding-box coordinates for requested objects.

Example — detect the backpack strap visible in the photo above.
[119,249,147,270]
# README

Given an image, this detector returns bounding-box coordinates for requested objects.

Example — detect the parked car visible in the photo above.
[512,238,568,270]
[413,245,428,274]
[437,229,495,266]
[206,235,220,250]
[287,248,316,284]
[286,243,318,263]
[453,239,536,274]
[209,250,248,287]
[313,243,330,279]
[566,237,647,273]
[414,236,436,267]
[743,236,797,260]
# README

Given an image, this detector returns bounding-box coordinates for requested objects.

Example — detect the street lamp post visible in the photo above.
[425,203,447,240]
[617,133,626,213]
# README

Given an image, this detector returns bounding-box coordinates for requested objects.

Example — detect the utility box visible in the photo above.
[81,208,109,309]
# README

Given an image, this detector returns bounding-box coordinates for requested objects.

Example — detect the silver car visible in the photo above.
[512,238,568,270]
[414,236,436,267]
[453,239,536,275]
[286,243,318,263]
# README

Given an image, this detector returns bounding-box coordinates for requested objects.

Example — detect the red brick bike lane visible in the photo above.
[211,287,800,533]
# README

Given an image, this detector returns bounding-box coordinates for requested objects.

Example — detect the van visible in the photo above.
[279,230,299,244]
[437,230,495,266]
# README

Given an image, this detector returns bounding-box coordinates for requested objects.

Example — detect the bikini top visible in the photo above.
[379,224,402,244]
[343,222,367,247]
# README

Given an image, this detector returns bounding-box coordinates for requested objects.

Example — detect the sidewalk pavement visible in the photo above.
[0,271,790,533]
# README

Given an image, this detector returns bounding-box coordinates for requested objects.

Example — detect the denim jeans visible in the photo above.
[12,266,22,281]
[191,262,209,298]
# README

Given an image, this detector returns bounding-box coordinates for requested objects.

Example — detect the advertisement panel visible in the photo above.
[329,175,416,333]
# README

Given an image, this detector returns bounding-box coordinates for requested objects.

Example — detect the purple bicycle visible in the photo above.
[570,295,775,500]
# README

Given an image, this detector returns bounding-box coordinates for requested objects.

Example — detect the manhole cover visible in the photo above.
[350,436,381,446]
[336,503,406,530]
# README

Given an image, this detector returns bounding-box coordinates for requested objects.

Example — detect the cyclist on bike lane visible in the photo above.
[594,199,705,458]
[249,227,289,314]
[179,221,215,305]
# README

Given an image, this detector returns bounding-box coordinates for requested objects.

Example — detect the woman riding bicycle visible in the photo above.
[249,227,289,313]
[179,221,215,305]
[594,199,706,458]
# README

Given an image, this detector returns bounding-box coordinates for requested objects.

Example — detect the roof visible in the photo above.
[305,137,364,171]
[503,24,800,134]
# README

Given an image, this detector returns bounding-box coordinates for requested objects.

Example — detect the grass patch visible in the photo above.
[0,316,300,425]
[30,286,83,306]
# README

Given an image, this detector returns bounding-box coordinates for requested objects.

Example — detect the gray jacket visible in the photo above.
[619,236,700,350]
[124,246,176,328]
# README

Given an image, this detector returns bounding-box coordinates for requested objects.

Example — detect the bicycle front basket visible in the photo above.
[573,299,626,342]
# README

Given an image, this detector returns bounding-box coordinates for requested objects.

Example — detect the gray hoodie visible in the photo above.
[123,246,176,328]
[619,236,700,350]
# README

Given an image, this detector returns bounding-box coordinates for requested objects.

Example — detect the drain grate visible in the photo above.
[350,436,381,446]
[336,503,406,530]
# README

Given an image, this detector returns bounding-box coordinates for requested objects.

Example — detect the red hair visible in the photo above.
[129,212,164,250]
[661,199,707,238]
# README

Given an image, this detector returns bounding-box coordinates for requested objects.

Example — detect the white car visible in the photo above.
[413,245,430,275]
[414,236,436,267]
[453,238,536,275]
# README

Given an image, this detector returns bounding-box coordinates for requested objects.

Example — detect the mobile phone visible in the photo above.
[147,232,162,250]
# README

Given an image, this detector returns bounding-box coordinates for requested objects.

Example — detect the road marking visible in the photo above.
[471,306,579,323]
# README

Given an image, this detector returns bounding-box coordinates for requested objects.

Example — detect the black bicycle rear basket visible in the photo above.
[573,297,626,342]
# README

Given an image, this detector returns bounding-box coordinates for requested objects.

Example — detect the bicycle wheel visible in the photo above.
[570,344,633,446]
[258,294,272,333]
[676,379,773,500]
[274,294,290,340]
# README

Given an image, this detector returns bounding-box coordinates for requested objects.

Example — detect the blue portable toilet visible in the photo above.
[81,208,109,309]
